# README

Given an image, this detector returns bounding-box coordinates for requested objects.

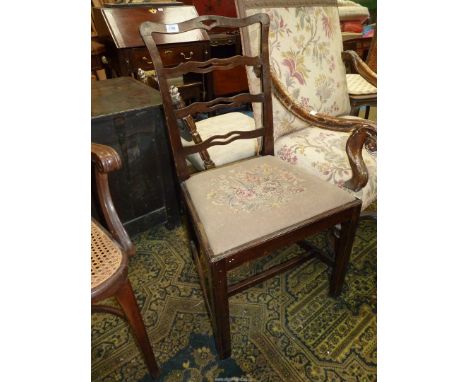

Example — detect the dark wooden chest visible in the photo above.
[92,77,180,235]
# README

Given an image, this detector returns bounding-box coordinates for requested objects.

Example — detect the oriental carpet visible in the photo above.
[92,209,376,382]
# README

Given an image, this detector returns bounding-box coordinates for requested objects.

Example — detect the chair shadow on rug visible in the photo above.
[140,13,363,359]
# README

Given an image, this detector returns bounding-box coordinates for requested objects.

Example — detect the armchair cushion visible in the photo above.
[182,112,258,170]
[185,155,356,258]
[346,73,377,95]
[275,126,376,209]
[244,3,351,140]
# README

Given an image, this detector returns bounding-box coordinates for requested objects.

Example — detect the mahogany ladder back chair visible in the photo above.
[91,143,159,379]
[140,14,362,359]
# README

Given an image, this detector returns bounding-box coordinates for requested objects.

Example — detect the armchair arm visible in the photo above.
[270,74,377,192]
[91,143,135,257]
[344,126,377,192]
[271,73,377,133]
[342,50,377,87]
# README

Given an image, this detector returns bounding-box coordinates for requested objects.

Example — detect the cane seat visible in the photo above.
[91,220,124,290]
[346,73,377,95]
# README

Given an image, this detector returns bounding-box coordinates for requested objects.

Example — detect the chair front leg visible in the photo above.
[115,279,160,379]
[208,259,231,359]
[329,207,361,297]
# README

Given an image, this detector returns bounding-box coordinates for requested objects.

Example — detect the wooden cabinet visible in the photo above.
[91,77,181,235]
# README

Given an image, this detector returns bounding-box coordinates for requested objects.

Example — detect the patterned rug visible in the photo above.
[92,214,376,382]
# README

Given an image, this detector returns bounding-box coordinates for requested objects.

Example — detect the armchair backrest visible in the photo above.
[140,14,274,182]
[236,0,351,140]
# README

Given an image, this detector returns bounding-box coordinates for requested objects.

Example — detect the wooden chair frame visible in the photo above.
[91,143,159,379]
[140,14,362,359]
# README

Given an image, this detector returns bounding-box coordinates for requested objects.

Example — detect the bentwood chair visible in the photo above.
[140,14,362,359]
[236,0,377,211]
[91,143,159,379]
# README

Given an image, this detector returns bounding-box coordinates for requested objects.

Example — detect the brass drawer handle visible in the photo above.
[141,56,152,64]
[180,51,194,60]
[164,50,173,55]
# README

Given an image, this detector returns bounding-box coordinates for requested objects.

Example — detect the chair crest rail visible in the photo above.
[139,14,270,36]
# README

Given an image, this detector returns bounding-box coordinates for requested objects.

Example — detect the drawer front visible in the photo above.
[131,48,156,71]
[132,44,207,70]
[159,44,207,67]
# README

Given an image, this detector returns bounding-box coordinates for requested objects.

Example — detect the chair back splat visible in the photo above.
[140,14,274,182]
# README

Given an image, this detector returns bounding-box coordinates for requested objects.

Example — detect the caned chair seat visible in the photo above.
[346,74,377,95]
[182,112,258,170]
[184,155,356,258]
[275,127,377,210]
[91,220,124,290]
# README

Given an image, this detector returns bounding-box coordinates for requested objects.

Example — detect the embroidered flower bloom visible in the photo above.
[278,145,298,165]
[315,74,334,103]
[300,96,311,108]
[207,164,306,212]
[282,57,306,85]
[322,14,333,38]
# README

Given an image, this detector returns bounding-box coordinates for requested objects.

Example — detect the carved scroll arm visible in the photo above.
[342,50,377,87]
[91,143,135,257]
[344,126,377,192]
[269,73,376,192]
[271,73,377,133]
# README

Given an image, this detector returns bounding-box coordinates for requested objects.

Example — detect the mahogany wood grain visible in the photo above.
[93,6,208,48]
[175,92,264,117]
[92,143,135,256]
[342,50,377,87]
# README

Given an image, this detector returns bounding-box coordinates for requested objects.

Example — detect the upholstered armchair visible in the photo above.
[234,0,377,210]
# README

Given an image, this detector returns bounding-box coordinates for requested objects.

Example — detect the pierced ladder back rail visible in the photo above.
[140,13,274,182]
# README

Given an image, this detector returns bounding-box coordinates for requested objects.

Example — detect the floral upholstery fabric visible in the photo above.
[181,112,258,170]
[235,0,377,209]
[275,126,376,209]
[244,4,351,140]
[184,155,357,258]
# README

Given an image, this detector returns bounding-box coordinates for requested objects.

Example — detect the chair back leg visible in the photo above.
[115,280,160,379]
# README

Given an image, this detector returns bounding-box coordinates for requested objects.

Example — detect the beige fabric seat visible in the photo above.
[346,73,377,95]
[182,112,258,170]
[185,155,356,258]
[91,220,123,289]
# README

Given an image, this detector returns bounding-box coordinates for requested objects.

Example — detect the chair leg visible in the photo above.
[115,279,160,380]
[329,209,360,297]
[208,260,231,359]
[364,105,371,119]
[350,105,360,116]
